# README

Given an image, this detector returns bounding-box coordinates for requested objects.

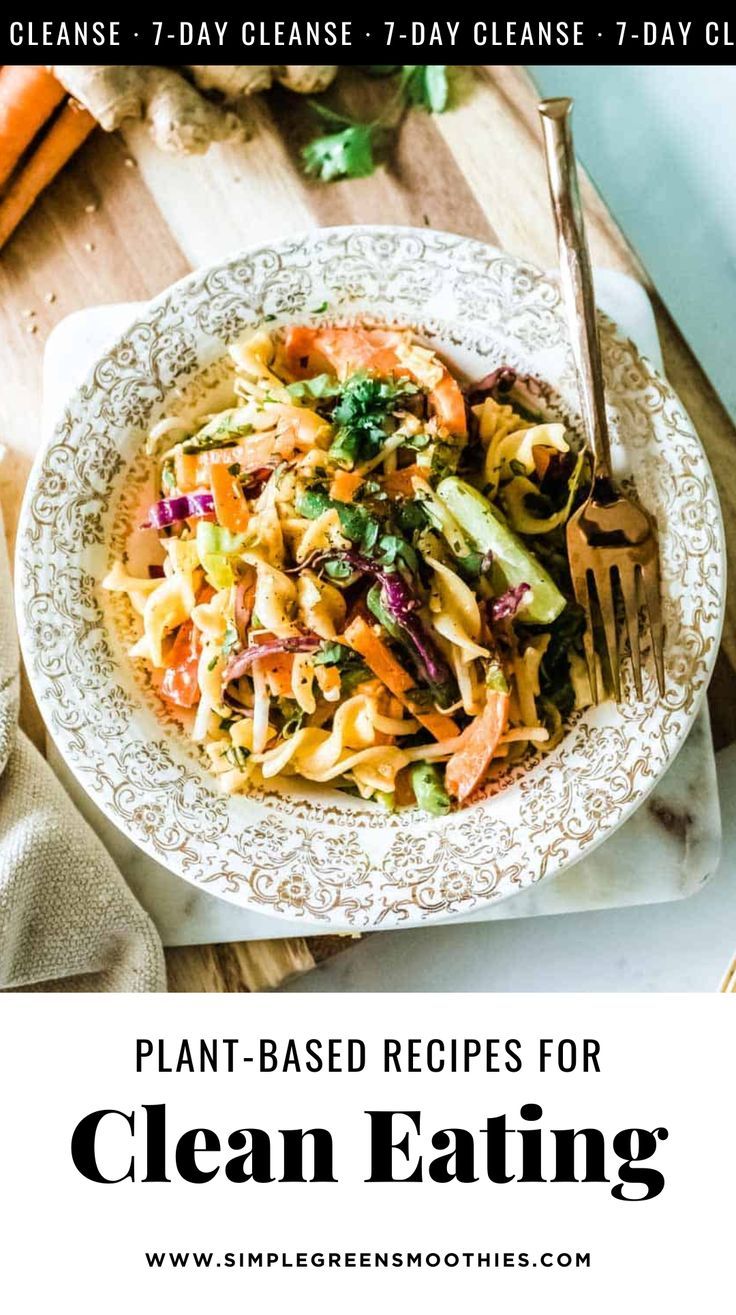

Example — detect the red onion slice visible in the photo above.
[223,634,321,684]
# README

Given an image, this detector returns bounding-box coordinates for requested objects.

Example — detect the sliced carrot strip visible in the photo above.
[429,370,468,437]
[174,434,276,493]
[382,463,423,497]
[210,462,250,533]
[284,326,405,379]
[445,691,510,802]
[262,650,295,698]
[283,325,324,374]
[173,449,202,494]
[160,621,201,709]
[343,615,458,742]
[329,469,364,501]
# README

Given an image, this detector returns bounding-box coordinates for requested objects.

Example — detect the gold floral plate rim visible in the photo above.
[15,225,726,930]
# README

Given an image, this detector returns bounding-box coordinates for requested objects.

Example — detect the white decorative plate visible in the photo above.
[16,226,725,929]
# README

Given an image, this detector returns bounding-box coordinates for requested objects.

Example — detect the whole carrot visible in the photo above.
[0,66,66,188]
[0,98,96,250]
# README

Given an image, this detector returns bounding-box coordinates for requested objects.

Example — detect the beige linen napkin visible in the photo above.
[0,509,166,992]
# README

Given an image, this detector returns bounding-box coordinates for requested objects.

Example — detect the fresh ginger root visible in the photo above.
[51,64,339,155]
[277,66,339,93]
[186,66,275,99]
[187,66,338,96]
[51,66,246,153]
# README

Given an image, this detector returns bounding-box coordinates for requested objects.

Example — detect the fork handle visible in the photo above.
[539,97,613,480]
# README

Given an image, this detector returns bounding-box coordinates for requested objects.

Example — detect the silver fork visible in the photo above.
[539,96,665,702]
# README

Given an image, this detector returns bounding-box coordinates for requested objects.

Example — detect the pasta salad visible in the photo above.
[104,325,593,814]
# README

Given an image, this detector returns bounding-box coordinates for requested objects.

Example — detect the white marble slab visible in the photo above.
[42,272,722,947]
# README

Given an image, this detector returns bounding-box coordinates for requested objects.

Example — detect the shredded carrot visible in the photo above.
[329,468,364,501]
[283,325,325,375]
[382,464,423,497]
[210,463,250,533]
[343,615,458,742]
[0,66,66,189]
[173,450,201,493]
[429,370,468,438]
[160,621,201,709]
[412,707,461,743]
[284,326,405,380]
[262,651,295,698]
[445,691,510,802]
[175,435,276,493]
[0,98,95,250]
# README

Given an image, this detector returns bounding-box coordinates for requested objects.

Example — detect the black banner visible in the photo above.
[3,9,736,64]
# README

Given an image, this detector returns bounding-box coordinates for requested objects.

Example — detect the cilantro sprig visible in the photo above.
[302,104,377,182]
[328,371,418,468]
[301,66,450,183]
[403,65,450,113]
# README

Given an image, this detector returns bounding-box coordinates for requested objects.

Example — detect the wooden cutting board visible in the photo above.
[1,66,734,991]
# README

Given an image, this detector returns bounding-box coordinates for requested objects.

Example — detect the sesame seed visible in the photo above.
[124,157,136,169]
[21,308,35,318]
[44,292,56,304]
[26,323,38,335]
[84,202,97,213]
[84,242,95,253]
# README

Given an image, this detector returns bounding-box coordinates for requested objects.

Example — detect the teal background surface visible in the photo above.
[529,65,736,420]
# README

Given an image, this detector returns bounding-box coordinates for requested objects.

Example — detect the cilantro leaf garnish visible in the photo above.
[301,67,450,184]
[403,65,449,113]
[302,123,376,183]
[295,484,382,553]
[328,371,418,468]
[376,533,418,574]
